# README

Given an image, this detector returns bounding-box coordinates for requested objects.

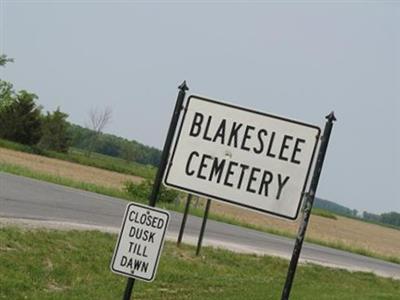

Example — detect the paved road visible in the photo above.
[1,172,399,279]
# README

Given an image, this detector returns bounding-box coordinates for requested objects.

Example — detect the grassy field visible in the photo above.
[0,162,132,200]
[0,147,143,189]
[0,227,398,300]
[1,145,400,265]
[1,158,400,265]
[0,138,155,179]
[0,139,394,225]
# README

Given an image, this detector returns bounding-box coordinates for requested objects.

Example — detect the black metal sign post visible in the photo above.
[177,193,192,246]
[122,81,188,300]
[281,112,336,300]
[196,199,211,256]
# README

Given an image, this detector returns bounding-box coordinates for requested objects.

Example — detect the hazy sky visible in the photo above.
[0,1,399,214]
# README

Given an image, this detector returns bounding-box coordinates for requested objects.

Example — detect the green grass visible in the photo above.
[1,161,399,265]
[0,138,39,153]
[1,137,398,231]
[312,208,337,220]
[0,227,398,300]
[0,139,337,222]
[305,238,400,265]
[0,138,156,179]
[0,162,134,201]
[52,148,156,179]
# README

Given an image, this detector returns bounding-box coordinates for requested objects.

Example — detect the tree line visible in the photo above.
[68,124,161,166]
[315,198,358,217]
[0,54,161,166]
[362,211,400,228]
[315,198,400,229]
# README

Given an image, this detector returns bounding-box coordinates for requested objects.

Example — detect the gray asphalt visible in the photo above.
[1,172,399,279]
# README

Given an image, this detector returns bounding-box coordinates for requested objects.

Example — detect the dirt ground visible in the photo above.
[0,147,142,189]
[1,147,399,259]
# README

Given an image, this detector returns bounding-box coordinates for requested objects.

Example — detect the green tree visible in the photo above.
[67,124,162,167]
[362,211,381,222]
[124,179,179,203]
[121,142,136,162]
[0,90,42,145]
[0,81,14,110]
[0,55,15,110]
[0,54,14,66]
[380,212,400,227]
[0,54,43,146]
[85,106,112,157]
[39,108,71,152]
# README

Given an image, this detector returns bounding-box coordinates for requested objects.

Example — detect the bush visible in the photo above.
[312,208,337,220]
[38,108,71,152]
[124,179,179,203]
[0,90,42,145]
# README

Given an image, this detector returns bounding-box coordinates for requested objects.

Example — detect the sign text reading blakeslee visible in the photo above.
[165,96,320,220]
[186,111,307,200]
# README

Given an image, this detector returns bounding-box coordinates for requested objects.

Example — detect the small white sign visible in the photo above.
[110,202,169,282]
[164,95,320,220]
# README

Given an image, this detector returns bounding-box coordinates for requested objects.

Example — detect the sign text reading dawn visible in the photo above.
[111,203,169,282]
[164,96,320,220]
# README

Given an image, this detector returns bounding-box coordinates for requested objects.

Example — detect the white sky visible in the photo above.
[0,0,399,214]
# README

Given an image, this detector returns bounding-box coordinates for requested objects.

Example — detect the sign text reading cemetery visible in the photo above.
[111,203,169,282]
[165,96,320,220]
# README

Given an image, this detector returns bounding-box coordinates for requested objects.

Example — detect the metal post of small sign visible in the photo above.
[122,81,189,300]
[281,112,336,300]
[122,274,135,300]
[196,199,211,256]
[177,194,192,246]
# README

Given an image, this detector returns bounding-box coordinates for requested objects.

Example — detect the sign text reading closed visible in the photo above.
[111,203,169,281]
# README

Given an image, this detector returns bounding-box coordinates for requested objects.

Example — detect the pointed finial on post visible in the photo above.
[178,80,189,91]
[326,111,336,122]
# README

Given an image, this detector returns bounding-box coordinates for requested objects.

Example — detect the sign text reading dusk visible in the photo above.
[111,203,169,281]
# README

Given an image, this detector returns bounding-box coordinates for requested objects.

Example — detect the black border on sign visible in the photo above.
[110,202,170,282]
[164,95,321,220]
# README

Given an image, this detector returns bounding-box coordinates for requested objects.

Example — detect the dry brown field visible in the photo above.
[211,202,400,258]
[1,147,399,259]
[0,147,142,189]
